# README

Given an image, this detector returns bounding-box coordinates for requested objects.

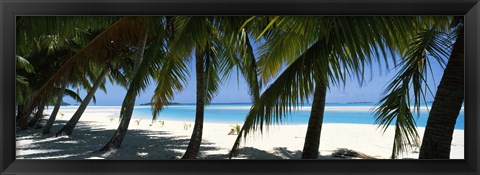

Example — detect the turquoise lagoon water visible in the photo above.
[129,103,464,129]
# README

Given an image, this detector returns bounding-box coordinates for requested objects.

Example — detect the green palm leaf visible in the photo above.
[28,17,148,108]
[230,39,331,157]
[373,20,453,159]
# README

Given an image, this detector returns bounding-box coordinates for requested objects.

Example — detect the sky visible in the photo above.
[62,40,447,106]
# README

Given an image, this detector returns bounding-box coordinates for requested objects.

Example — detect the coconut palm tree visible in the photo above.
[17,42,88,129]
[42,72,70,134]
[372,17,460,159]
[419,18,464,159]
[229,16,419,159]
[26,38,93,132]
[99,16,189,152]
[148,16,261,159]
[54,66,110,136]
[15,16,120,130]
[18,17,148,136]
[166,16,236,159]
[99,30,151,151]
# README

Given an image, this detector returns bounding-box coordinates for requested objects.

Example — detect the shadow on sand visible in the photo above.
[16,120,213,159]
[16,119,359,160]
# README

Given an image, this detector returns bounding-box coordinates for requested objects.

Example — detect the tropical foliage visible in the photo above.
[15,16,463,160]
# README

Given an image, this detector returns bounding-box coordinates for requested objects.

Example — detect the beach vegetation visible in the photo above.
[418,18,464,159]
[229,16,422,159]
[14,16,464,160]
[161,16,261,159]
[373,17,463,159]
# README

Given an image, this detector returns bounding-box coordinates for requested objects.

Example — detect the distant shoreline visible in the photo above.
[47,105,465,130]
[68,102,381,106]
[59,100,450,106]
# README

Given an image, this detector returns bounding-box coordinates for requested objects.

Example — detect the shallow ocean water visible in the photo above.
[128,103,465,129]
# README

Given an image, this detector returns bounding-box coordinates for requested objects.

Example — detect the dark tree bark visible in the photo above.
[301,83,327,159]
[99,93,137,151]
[99,32,148,152]
[16,105,23,118]
[419,28,464,159]
[17,100,35,130]
[27,104,45,128]
[42,76,69,135]
[182,48,205,159]
[55,67,109,137]
[16,104,24,128]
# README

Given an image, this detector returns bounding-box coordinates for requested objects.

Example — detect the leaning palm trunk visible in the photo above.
[99,93,138,151]
[42,75,69,135]
[99,32,148,152]
[301,83,327,159]
[419,28,464,159]
[27,104,45,128]
[182,48,205,159]
[55,67,109,137]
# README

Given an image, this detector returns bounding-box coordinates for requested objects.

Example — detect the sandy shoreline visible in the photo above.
[16,108,464,159]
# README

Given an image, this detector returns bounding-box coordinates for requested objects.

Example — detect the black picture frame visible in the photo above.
[1,0,479,174]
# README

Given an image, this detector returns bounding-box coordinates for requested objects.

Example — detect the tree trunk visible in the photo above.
[55,67,109,137]
[16,105,23,118]
[99,94,137,151]
[17,99,34,130]
[16,105,24,128]
[182,48,205,159]
[301,83,327,159]
[99,32,147,152]
[27,104,45,128]
[419,28,464,159]
[42,76,69,135]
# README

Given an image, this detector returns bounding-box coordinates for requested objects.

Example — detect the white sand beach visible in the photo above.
[16,107,464,159]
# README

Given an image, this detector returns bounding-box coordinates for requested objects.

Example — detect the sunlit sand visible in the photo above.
[16,107,464,159]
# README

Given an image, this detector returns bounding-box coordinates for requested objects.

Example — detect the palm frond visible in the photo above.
[203,41,223,104]
[216,17,261,102]
[170,17,211,58]
[373,21,453,158]
[150,54,189,121]
[29,17,148,108]
[230,40,330,157]
[16,55,35,73]
[63,88,83,103]
[16,16,120,56]
[16,75,31,104]
[148,17,188,121]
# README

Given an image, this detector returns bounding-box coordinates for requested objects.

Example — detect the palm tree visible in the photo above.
[419,19,464,159]
[15,16,120,130]
[99,31,151,151]
[99,16,192,152]
[17,43,86,129]
[169,16,232,159]
[42,72,70,134]
[18,17,148,136]
[148,16,260,159]
[55,67,110,136]
[372,17,460,159]
[229,16,418,159]
[52,33,139,137]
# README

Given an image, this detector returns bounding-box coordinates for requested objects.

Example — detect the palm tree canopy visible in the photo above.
[229,16,446,156]
[373,17,456,158]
